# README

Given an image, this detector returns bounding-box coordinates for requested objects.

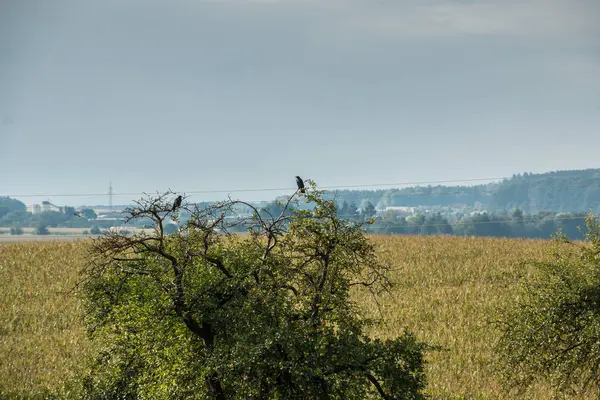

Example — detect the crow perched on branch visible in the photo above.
[172,195,183,211]
[295,176,306,194]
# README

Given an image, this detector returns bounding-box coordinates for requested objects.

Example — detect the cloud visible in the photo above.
[303,0,600,40]
[185,0,596,42]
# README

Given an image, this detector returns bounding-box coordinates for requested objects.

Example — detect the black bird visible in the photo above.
[295,176,306,194]
[172,195,183,211]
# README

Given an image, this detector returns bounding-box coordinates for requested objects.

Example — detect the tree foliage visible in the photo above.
[35,222,49,235]
[10,225,23,235]
[0,196,26,218]
[79,182,428,399]
[496,214,600,396]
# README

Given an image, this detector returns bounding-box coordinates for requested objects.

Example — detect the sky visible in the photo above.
[1,0,599,206]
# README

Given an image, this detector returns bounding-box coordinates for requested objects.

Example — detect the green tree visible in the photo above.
[32,211,66,228]
[363,201,377,219]
[339,200,350,217]
[10,225,23,235]
[63,206,76,218]
[81,184,428,399]
[511,208,523,221]
[0,196,27,218]
[81,208,98,219]
[1,211,31,226]
[422,213,452,235]
[259,201,293,220]
[346,201,359,220]
[496,214,600,396]
[35,222,49,235]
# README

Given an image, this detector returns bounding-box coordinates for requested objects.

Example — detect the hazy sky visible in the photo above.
[1,0,599,206]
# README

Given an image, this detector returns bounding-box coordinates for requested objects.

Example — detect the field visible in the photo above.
[0,228,154,243]
[0,227,152,235]
[0,235,592,398]
[0,227,93,235]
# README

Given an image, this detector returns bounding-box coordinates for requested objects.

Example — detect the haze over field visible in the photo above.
[1,0,599,206]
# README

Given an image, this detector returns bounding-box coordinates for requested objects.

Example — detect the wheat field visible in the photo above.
[0,236,591,398]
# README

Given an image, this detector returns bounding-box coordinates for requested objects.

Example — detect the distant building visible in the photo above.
[28,201,62,214]
[40,201,62,213]
[383,206,415,213]
[28,204,42,214]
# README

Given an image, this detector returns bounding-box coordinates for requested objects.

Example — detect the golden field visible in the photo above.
[0,235,592,398]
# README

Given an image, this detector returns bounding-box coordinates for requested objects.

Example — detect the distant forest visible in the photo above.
[2,168,600,240]
[326,168,600,214]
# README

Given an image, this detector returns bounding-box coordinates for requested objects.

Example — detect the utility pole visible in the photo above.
[108,182,113,211]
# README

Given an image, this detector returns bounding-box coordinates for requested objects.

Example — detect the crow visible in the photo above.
[295,176,306,194]
[172,195,183,211]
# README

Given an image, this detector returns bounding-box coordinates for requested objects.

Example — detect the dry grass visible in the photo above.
[0,235,92,243]
[355,236,568,399]
[0,227,152,235]
[0,235,591,398]
[0,241,91,396]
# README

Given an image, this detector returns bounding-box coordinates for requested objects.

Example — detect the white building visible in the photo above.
[28,201,62,214]
[383,206,415,213]
[28,204,42,214]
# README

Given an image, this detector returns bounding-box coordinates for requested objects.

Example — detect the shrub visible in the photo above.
[496,214,600,396]
[35,222,49,235]
[10,226,23,235]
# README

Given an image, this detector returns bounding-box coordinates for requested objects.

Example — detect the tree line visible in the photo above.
[329,168,600,214]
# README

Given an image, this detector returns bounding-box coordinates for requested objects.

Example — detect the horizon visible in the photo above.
[6,167,600,208]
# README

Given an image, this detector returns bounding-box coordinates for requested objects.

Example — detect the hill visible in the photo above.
[329,168,600,213]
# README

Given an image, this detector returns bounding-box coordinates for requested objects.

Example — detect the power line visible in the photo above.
[0,176,507,199]
[3,175,600,200]
[246,187,600,206]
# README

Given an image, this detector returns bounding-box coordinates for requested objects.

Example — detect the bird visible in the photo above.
[172,195,183,211]
[73,211,84,218]
[295,176,306,194]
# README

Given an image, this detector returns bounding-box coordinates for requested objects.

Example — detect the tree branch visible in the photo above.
[366,373,391,400]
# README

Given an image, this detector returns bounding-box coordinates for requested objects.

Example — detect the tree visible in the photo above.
[35,222,49,235]
[363,201,377,219]
[80,183,428,399]
[10,225,23,235]
[259,201,293,221]
[511,208,523,222]
[496,214,600,396]
[81,208,98,219]
[1,211,31,226]
[345,201,359,220]
[0,196,26,218]
[63,206,76,218]
[339,201,350,218]
[32,211,65,228]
